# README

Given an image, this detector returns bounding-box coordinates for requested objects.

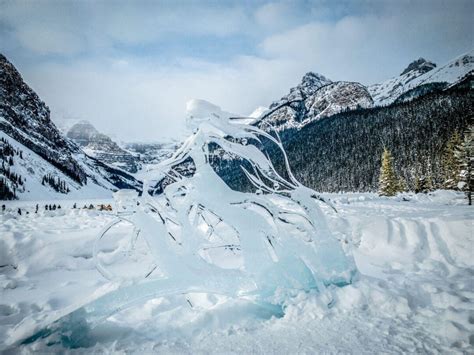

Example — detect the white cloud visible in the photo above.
[15,26,85,56]
[2,0,472,142]
[0,1,254,55]
[254,2,304,31]
[22,53,306,141]
[259,2,474,83]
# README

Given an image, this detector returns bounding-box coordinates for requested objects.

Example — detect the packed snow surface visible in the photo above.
[0,191,472,353]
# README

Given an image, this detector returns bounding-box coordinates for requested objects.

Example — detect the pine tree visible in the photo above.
[455,125,473,205]
[378,148,399,196]
[414,175,432,193]
[398,177,408,192]
[442,132,462,189]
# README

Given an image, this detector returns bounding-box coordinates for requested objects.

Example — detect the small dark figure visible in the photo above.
[17,208,21,215]
[45,205,49,210]
[73,203,77,209]
[48,204,52,210]
[35,204,39,213]
[57,205,61,209]
[88,204,94,210]
[1,205,5,212]
[83,205,88,209]
[52,204,56,211]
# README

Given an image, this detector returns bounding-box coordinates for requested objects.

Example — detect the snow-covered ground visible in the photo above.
[0,191,472,353]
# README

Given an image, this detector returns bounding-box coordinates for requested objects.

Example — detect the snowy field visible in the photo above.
[0,191,472,353]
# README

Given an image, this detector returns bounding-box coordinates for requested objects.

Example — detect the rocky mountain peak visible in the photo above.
[400,58,436,76]
[67,121,140,173]
[270,72,333,109]
[66,121,99,146]
[301,72,332,86]
[298,72,332,94]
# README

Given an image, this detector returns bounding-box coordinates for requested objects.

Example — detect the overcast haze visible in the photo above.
[1,0,472,141]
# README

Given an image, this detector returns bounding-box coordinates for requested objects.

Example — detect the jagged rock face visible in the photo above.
[67,121,140,173]
[400,58,436,76]
[259,73,373,131]
[0,54,86,183]
[305,82,373,121]
[0,53,141,198]
[369,50,473,106]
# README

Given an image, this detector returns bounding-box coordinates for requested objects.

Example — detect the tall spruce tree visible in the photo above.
[378,148,399,196]
[455,125,473,205]
[442,131,462,189]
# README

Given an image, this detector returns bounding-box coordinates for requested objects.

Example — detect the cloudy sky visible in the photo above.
[1,0,472,141]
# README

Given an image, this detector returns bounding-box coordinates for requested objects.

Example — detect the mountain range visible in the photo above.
[0,50,472,199]
[255,50,473,131]
[0,54,141,200]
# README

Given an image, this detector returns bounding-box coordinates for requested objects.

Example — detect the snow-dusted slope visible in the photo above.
[369,51,474,106]
[0,54,141,200]
[257,73,373,131]
[0,132,114,200]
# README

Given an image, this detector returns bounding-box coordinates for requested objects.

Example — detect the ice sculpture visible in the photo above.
[14,99,356,347]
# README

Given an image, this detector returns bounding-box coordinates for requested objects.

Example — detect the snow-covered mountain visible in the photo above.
[0,54,141,200]
[368,51,473,106]
[257,73,373,131]
[253,50,472,132]
[67,121,141,173]
[124,141,178,166]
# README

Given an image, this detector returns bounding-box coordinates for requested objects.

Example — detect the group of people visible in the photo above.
[1,202,113,215]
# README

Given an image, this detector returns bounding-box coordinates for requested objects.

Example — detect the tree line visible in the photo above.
[379,124,473,204]
[0,137,24,199]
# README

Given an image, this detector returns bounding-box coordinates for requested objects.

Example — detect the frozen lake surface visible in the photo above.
[0,191,472,353]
